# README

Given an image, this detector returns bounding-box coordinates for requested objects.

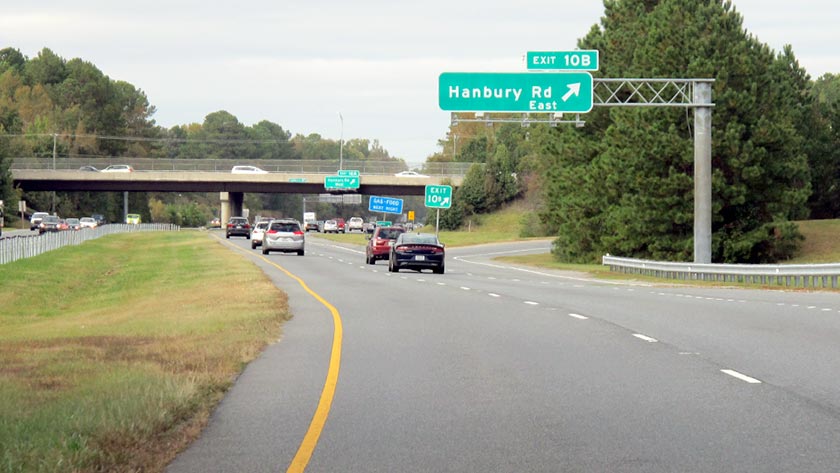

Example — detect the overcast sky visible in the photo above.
[1,1,837,165]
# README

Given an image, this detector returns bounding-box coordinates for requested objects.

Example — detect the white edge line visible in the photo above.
[721,369,762,384]
[568,313,588,320]
[453,255,649,286]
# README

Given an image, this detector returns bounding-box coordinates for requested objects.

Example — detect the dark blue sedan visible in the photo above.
[388,233,445,274]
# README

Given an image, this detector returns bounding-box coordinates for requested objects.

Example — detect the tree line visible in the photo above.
[0,47,403,225]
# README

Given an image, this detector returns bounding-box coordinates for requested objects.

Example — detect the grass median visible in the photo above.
[0,231,290,472]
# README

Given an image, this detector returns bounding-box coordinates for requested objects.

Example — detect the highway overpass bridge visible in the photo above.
[11,159,465,222]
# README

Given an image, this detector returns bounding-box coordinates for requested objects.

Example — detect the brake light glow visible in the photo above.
[293,231,304,235]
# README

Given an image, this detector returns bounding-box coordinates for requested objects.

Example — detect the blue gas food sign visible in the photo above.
[369,195,404,214]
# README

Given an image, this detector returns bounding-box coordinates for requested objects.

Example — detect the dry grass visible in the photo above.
[0,231,290,472]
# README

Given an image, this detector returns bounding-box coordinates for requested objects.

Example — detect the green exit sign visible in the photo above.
[425,185,452,209]
[324,175,359,190]
[527,50,599,71]
[439,72,593,113]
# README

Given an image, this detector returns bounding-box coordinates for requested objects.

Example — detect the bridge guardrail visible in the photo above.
[9,158,476,177]
[0,224,180,265]
[602,255,840,289]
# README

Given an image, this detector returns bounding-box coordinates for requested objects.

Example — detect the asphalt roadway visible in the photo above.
[166,233,840,472]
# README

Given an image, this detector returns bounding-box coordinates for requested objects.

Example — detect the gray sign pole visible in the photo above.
[693,81,713,263]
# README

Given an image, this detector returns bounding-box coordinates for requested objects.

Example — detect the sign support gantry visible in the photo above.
[448,78,715,263]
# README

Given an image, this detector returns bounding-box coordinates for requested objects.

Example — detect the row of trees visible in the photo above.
[429,0,840,264]
[0,47,404,224]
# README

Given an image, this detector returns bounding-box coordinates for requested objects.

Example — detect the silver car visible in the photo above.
[262,219,305,255]
[250,220,270,249]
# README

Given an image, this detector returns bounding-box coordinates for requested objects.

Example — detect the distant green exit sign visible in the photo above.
[526,50,599,71]
[439,72,593,113]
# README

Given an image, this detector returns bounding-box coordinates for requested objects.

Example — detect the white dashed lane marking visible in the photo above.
[633,334,658,343]
[721,369,762,384]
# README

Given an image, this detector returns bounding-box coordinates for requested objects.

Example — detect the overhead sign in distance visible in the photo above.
[337,169,360,177]
[288,177,307,183]
[369,195,404,214]
[439,72,593,113]
[324,175,360,190]
[425,185,452,209]
[526,50,599,71]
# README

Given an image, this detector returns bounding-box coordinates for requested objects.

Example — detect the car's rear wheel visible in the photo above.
[251,241,257,249]
[433,264,445,275]
[297,249,304,256]
[226,234,230,239]
[389,258,399,272]
[262,248,269,255]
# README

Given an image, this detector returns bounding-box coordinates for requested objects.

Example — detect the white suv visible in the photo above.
[348,217,364,232]
[30,212,49,230]
[251,220,270,249]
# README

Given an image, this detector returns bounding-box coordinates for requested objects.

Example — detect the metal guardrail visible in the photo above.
[602,255,840,289]
[0,224,180,265]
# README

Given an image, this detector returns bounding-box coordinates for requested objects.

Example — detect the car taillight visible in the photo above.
[293,231,304,235]
[227,223,234,228]
[267,229,277,234]
[395,245,408,252]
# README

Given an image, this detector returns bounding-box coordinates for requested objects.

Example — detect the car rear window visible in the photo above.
[378,228,404,240]
[401,234,438,245]
[271,222,300,232]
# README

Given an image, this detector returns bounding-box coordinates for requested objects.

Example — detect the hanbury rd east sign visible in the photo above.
[439,72,593,113]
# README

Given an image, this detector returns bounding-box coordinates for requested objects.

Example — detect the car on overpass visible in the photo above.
[102,164,134,173]
[231,165,268,174]
[394,170,429,178]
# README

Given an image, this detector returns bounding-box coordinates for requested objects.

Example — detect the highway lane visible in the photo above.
[169,234,840,472]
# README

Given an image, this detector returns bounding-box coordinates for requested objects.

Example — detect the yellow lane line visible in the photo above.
[217,237,342,472]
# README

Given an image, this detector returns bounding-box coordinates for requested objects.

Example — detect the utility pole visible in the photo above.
[51,133,57,214]
[338,112,344,171]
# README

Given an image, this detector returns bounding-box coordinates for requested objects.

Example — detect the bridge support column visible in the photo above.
[220,192,244,224]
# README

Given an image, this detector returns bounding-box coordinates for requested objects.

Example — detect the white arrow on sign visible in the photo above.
[561,83,581,102]
[441,197,450,207]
